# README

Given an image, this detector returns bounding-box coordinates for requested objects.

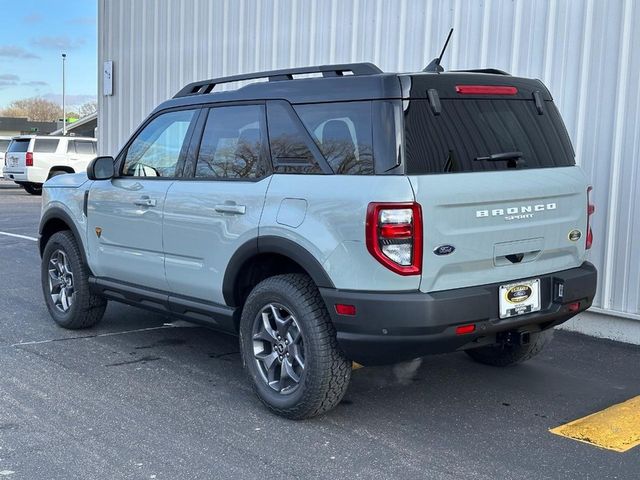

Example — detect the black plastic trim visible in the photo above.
[89,277,237,332]
[320,262,597,365]
[221,236,335,307]
[38,207,88,266]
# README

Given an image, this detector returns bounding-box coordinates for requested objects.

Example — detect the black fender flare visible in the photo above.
[39,207,89,266]
[222,235,335,307]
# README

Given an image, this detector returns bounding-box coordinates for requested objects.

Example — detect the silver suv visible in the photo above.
[39,63,597,419]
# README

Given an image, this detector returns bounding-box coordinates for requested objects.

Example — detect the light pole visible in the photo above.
[62,53,66,135]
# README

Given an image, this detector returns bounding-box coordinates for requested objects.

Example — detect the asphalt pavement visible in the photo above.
[0,180,639,479]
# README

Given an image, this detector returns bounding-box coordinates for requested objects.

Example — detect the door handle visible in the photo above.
[214,204,246,215]
[134,196,157,207]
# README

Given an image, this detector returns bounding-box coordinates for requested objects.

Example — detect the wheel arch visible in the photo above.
[39,208,88,266]
[48,166,75,178]
[222,236,335,309]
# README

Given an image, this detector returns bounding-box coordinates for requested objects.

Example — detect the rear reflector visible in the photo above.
[568,302,580,312]
[455,85,518,95]
[335,304,356,316]
[455,324,476,335]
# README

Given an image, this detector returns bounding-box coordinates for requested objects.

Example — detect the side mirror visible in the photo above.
[87,156,115,180]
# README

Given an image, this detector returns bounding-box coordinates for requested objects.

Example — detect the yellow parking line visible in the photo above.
[550,395,640,452]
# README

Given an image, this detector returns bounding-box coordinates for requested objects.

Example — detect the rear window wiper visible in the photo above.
[474,151,523,162]
[474,151,525,168]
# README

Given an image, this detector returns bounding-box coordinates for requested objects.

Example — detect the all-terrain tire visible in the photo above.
[239,274,351,419]
[465,330,553,367]
[23,183,42,195]
[41,230,107,329]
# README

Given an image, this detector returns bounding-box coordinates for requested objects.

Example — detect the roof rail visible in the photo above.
[449,68,511,76]
[173,62,383,98]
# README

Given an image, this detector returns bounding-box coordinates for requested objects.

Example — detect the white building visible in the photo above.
[98,0,640,343]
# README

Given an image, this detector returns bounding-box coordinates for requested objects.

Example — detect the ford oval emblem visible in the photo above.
[434,245,455,256]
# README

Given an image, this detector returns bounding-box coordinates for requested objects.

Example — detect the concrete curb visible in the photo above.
[557,310,640,345]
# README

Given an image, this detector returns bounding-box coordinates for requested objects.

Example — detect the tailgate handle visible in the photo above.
[505,253,524,264]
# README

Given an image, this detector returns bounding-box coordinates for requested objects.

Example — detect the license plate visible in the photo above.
[499,278,541,319]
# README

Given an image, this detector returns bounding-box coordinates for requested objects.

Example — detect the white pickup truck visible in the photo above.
[3,135,97,195]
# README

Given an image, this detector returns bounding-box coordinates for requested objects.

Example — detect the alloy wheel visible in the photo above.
[48,249,74,313]
[252,303,305,394]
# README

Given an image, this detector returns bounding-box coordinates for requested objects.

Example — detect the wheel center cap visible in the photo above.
[275,342,286,354]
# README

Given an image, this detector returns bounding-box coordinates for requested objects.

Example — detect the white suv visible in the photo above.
[3,135,97,195]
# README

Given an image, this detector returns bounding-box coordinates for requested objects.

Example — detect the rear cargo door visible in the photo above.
[4,138,31,172]
[403,92,589,293]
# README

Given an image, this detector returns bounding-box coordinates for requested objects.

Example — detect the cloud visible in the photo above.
[22,80,48,87]
[69,16,96,25]
[31,36,86,51]
[0,45,40,59]
[0,74,19,88]
[42,93,97,108]
[23,12,43,22]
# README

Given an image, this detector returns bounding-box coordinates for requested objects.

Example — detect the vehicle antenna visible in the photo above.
[423,28,454,73]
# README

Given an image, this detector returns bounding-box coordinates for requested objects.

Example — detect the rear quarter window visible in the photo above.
[294,101,374,175]
[33,138,60,153]
[404,99,575,174]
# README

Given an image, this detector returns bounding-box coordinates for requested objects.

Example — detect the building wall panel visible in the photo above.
[98,0,640,320]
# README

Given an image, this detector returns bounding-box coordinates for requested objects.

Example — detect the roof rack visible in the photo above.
[449,68,510,75]
[174,62,383,98]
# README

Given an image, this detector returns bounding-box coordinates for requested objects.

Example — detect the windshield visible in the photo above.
[403,99,575,174]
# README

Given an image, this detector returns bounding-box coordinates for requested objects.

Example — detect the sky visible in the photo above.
[0,0,97,110]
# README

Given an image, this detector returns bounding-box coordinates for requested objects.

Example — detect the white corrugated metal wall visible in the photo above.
[98,0,640,325]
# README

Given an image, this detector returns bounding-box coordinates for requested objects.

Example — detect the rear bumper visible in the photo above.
[320,262,597,365]
[3,167,43,184]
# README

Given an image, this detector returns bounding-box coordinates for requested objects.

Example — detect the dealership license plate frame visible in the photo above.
[499,278,541,319]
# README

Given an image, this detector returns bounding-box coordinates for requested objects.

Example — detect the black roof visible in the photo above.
[155,62,552,114]
[0,116,58,134]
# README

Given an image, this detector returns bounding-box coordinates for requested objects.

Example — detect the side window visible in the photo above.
[75,141,96,155]
[266,101,323,174]
[195,105,267,179]
[122,109,196,177]
[66,140,76,154]
[33,138,60,153]
[294,101,374,175]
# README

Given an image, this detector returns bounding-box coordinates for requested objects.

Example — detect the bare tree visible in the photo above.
[1,97,62,122]
[78,101,97,117]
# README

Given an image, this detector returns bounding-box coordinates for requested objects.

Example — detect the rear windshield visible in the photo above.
[8,139,30,153]
[0,140,10,152]
[33,138,59,153]
[404,99,575,174]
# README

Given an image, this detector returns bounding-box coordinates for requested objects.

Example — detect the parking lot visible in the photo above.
[0,180,638,479]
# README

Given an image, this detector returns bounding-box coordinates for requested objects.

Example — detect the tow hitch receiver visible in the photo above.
[497,330,531,346]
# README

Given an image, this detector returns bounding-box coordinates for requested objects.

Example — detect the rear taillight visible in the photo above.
[25,152,33,166]
[586,186,595,250]
[455,85,518,95]
[366,202,422,275]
